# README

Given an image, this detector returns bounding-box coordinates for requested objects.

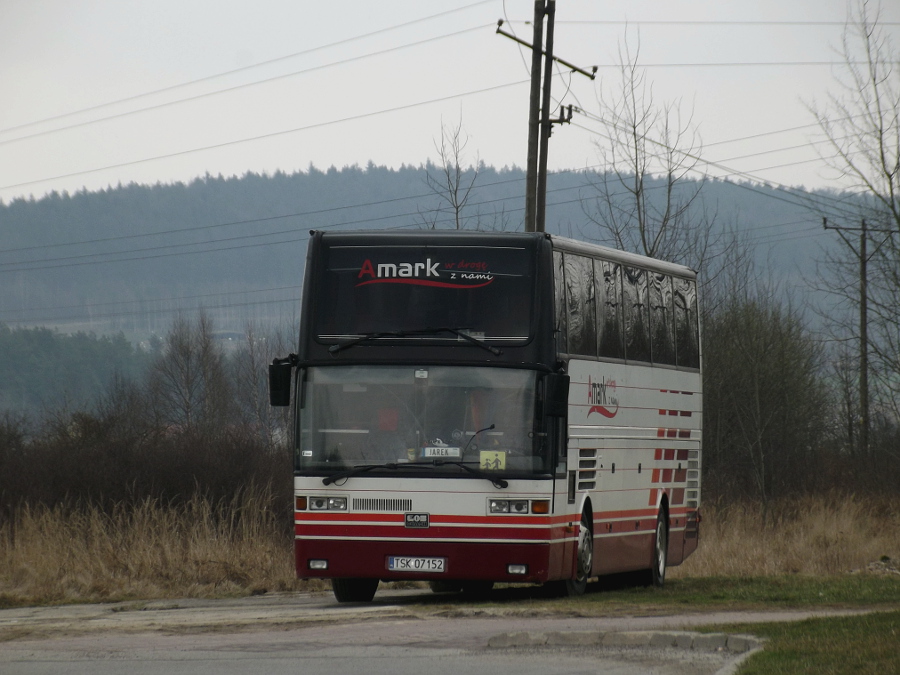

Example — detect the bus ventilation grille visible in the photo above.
[353,498,414,512]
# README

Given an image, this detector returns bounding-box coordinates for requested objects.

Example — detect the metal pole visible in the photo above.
[859,219,869,459]
[535,0,555,233]
[524,0,545,233]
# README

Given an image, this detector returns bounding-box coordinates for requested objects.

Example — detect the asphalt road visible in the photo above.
[0,587,863,675]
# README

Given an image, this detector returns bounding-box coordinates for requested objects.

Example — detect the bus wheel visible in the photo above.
[565,511,593,596]
[643,510,668,588]
[332,578,379,602]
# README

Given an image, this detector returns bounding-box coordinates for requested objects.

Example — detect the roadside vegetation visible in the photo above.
[706,611,900,675]
[2,493,898,609]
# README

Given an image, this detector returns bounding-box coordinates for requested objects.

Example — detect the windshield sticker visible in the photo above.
[480,450,507,470]
[587,375,619,418]
[355,257,495,289]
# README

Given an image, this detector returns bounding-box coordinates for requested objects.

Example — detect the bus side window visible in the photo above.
[553,250,568,353]
[623,266,651,363]
[564,254,597,357]
[596,259,624,359]
[675,277,700,368]
[650,273,676,365]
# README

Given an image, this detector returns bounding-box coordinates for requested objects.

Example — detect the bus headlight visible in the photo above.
[489,499,550,514]
[489,499,510,513]
[308,496,348,510]
[327,497,347,510]
[509,500,529,514]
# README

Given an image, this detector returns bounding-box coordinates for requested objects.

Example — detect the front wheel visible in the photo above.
[564,511,593,596]
[332,577,379,603]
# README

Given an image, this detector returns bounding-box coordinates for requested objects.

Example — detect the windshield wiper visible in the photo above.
[427,327,502,355]
[322,459,508,489]
[322,461,436,485]
[327,327,501,356]
[328,331,410,355]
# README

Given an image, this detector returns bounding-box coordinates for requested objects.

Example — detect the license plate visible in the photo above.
[387,556,446,573]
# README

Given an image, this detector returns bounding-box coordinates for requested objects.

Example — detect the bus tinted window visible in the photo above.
[316,244,534,342]
[623,267,651,362]
[564,254,597,356]
[650,272,676,365]
[553,250,567,353]
[595,259,624,359]
[675,277,700,368]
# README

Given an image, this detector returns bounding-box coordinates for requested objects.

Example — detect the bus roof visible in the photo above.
[313,230,696,279]
[547,234,697,279]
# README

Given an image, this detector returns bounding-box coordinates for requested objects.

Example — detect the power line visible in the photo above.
[0,151,855,272]
[570,113,865,223]
[0,1,495,138]
[0,285,302,319]
[0,79,530,193]
[3,114,848,256]
[555,20,900,27]
[0,23,493,149]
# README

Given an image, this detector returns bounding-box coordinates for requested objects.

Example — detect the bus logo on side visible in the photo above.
[588,375,619,418]
[405,513,430,528]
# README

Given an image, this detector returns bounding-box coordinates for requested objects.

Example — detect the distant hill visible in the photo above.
[0,164,840,339]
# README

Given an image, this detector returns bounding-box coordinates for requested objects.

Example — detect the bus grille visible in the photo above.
[353,498,413,512]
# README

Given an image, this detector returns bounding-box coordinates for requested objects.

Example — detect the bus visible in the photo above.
[269,230,701,602]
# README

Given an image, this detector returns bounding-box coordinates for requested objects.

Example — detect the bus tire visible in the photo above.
[332,577,379,603]
[643,510,668,588]
[564,510,593,596]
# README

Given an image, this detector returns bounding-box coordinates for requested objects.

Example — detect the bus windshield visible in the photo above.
[297,366,546,475]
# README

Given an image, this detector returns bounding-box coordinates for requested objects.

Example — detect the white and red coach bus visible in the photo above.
[269,231,701,602]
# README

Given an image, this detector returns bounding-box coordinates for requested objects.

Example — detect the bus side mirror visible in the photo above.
[269,360,294,407]
[544,373,570,417]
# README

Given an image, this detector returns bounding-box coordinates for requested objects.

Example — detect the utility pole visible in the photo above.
[535,0,556,234]
[497,3,595,233]
[859,218,869,459]
[523,1,544,233]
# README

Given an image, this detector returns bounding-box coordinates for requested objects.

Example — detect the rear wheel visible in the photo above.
[642,510,668,588]
[564,511,593,596]
[331,577,379,603]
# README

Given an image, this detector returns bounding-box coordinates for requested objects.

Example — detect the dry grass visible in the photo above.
[671,494,900,578]
[2,492,898,607]
[0,487,309,607]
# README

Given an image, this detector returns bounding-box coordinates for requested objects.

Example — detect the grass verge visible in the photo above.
[702,610,900,675]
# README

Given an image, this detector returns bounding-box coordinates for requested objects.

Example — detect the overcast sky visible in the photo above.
[2,0,899,204]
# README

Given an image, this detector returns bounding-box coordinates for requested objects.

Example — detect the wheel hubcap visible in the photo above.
[656,520,667,575]
[577,525,593,579]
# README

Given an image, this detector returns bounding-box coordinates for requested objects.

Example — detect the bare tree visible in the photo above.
[808,0,900,458]
[583,36,722,273]
[703,275,829,517]
[809,1,900,230]
[147,311,233,435]
[419,118,479,230]
[419,118,511,231]
[231,321,295,448]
